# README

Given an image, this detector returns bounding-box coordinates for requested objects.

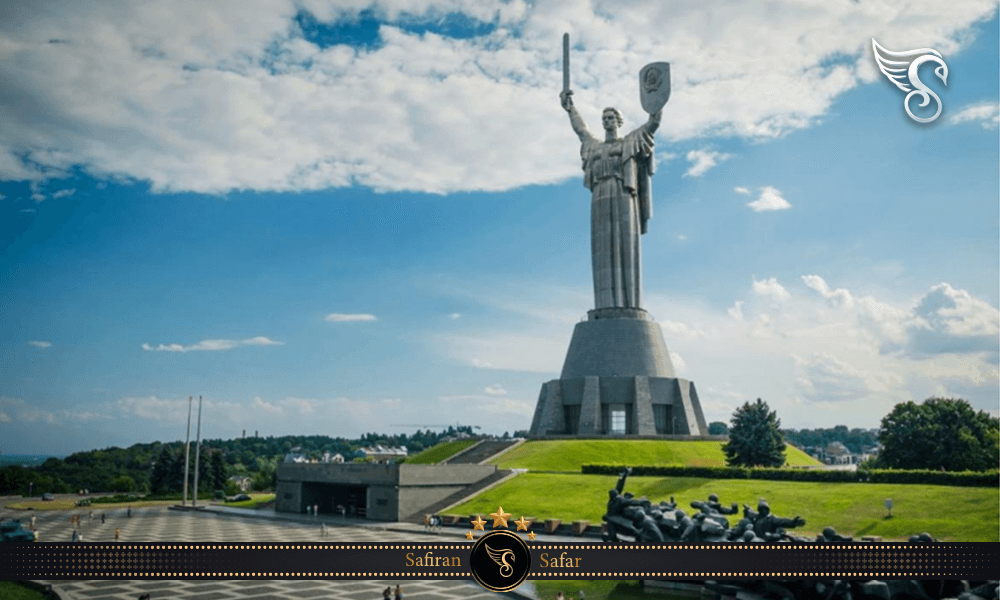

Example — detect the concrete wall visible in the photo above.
[275,462,496,521]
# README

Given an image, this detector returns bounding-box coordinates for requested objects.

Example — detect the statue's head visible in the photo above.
[708,493,719,503]
[609,489,619,499]
[602,107,624,132]
[742,531,756,542]
[757,501,770,516]
[822,527,837,539]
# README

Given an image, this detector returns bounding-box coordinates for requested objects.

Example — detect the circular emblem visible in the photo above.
[469,530,531,592]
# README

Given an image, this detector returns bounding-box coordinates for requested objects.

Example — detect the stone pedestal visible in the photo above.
[528,308,708,438]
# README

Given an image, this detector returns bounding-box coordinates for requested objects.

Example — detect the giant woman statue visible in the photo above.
[560,88,661,310]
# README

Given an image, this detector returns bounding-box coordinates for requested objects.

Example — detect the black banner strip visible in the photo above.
[1,543,996,580]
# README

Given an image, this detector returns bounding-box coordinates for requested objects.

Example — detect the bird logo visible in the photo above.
[485,544,515,578]
[872,39,949,123]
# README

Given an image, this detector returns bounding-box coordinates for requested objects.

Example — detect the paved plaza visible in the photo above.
[1,504,550,600]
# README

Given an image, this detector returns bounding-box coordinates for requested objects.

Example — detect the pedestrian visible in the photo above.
[89,510,93,524]
[71,530,78,542]
[33,530,39,541]
[101,513,106,524]
[313,504,319,517]
[30,515,36,530]
[127,506,131,518]
[382,586,391,600]
[115,527,120,541]
[394,584,403,600]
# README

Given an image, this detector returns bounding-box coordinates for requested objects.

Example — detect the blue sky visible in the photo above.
[1,1,998,455]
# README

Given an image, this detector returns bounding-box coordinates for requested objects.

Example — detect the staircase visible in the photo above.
[402,469,514,523]
[443,440,519,464]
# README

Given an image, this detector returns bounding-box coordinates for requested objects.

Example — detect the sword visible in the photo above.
[562,33,570,94]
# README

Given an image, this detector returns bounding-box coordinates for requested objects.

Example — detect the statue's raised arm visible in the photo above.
[561,90,592,142]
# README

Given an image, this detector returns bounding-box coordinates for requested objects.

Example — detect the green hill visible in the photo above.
[404,439,478,464]
[489,440,820,471]
[447,472,999,542]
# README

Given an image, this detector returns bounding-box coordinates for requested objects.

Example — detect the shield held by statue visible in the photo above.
[639,62,671,114]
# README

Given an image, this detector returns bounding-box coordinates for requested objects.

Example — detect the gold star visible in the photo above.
[471,515,486,531]
[465,531,474,540]
[489,506,512,529]
[514,516,530,531]
[527,531,537,540]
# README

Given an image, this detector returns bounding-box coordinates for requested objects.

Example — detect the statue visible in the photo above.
[560,34,667,310]
[751,500,806,541]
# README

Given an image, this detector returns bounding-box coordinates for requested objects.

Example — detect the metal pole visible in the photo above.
[182,396,192,506]
[192,395,203,507]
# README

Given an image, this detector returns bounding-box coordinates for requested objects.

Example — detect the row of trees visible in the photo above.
[0,427,478,497]
[722,396,998,471]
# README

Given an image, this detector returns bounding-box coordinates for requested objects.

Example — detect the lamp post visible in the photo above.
[183,396,193,506]
[192,395,203,507]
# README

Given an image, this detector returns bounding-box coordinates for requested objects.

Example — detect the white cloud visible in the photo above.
[752,277,791,302]
[901,283,1000,358]
[0,1,993,194]
[0,397,57,423]
[746,186,791,212]
[484,384,507,396]
[142,336,283,352]
[949,101,1000,129]
[684,149,732,178]
[51,188,75,199]
[253,396,283,414]
[325,313,378,322]
[801,274,854,308]
[0,411,11,423]
[734,187,751,195]
[448,313,462,320]
[27,340,52,349]
[19,208,36,213]
[242,336,284,346]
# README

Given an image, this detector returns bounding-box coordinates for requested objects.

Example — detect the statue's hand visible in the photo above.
[560,90,574,111]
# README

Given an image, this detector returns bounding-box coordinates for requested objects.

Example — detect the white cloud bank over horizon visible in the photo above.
[141,336,283,352]
[430,275,999,427]
[1,0,996,196]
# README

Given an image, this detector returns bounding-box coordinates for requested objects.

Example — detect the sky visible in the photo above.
[1,0,998,456]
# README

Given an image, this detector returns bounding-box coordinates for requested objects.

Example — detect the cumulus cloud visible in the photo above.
[51,188,75,199]
[484,384,507,396]
[0,411,11,423]
[325,313,378,322]
[734,187,751,195]
[684,149,732,178]
[746,186,791,212]
[801,274,854,308]
[752,277,791,302]
[0,0,993,195]
[949,101,1000,129]
[27,340,52,349]
[141,336,283,352]
[901,283,999,358]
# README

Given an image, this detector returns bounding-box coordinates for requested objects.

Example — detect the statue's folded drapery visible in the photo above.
[579,121,656,309]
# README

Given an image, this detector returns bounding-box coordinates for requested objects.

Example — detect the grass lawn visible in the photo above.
[225,493,275,509]
[489,440,819,471]
[0,582,49,600]
[406,440,478,464]
[447,473,999,541]
[531,580,647,600]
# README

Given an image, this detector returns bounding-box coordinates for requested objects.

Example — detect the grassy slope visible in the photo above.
[490,440,820,471]
[0,582,48,600]
[447,473,999,542]
[405,440,478,464]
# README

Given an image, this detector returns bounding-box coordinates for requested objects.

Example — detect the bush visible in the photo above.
[91,494,140,504]
[581,464,999,487]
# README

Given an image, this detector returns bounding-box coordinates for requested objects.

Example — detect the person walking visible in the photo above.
[115,527,120,541]
[71,530,78,542]
[30,515,36,530]
[394,585,403,600]
[101,513,106,524]
[382,586,391,600]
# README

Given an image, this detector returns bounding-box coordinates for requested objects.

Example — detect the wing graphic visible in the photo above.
[485,544,515,577]
[871,39,949,123]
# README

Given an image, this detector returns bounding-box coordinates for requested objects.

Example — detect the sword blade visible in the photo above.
[562,33,570,93]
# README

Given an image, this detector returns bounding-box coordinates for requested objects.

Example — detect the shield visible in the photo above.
[639,62,671,114]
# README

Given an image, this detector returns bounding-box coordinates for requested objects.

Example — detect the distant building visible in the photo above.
[283,446,309,463]
[356,445,407,464]
[322,451,345,464]
[228,476,253,492]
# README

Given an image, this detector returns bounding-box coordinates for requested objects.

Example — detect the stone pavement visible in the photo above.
[1,504,573,600]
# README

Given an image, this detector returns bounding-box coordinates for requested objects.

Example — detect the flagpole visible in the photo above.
[182,396,192,506]
[192,395,203,508]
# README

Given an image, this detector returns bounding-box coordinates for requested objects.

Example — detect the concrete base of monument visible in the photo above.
[529,309,710,438]
[528,375,709,437]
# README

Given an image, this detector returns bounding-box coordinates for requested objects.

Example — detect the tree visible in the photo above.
[111,475,136,493]
[722,398,786,468]
[708,421,729,436]
[876,397,999,471]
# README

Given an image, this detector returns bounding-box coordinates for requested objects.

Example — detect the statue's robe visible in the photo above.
[580,122,656,309]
